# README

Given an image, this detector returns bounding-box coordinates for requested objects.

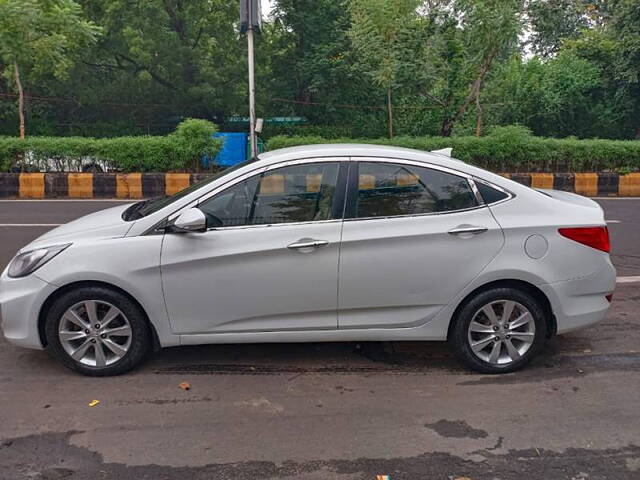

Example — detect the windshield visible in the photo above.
[122,158,259,221]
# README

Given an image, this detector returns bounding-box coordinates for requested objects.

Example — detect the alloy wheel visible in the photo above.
[467,300,536,365]
[58,300,132,367]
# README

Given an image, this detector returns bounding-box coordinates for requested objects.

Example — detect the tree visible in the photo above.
[348,0,419,138]
[80,0,245,124]
[483,52,617,138]
[0,0,101,138]
[527,0,588,57]
[0,0,638,140]
[557,6,638,139]
[608,0,640,138]
[268,0,351,104]
[422,0,524,137]
[265,0,372,131]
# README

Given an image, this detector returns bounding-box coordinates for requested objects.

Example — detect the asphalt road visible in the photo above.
[1,199,639,480]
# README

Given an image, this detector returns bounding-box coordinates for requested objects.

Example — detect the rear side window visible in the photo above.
[354,162,478,218]
[476,181,509,204]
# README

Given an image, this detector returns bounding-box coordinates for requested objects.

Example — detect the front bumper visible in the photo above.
[540,259,616,335]
[0,271,56,349]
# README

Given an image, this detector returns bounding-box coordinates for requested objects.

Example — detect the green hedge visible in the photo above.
[266,126,640,173]
[0,119,222,173]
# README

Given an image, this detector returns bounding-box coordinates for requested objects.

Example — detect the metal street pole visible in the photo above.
[247,25,258,159]
[241,0,261,159]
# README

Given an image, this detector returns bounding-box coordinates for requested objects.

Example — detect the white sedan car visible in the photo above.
[0,145,615,376]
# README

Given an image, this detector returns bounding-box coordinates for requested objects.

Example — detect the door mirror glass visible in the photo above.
[171,208,207,233]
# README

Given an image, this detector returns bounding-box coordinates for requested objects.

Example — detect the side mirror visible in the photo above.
[169,208,207,233]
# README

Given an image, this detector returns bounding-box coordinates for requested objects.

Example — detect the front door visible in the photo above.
[338,160,504,329]
[161,160,347,334]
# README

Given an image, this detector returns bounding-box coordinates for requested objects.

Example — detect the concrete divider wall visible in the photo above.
[0,172,639,198]
[0,173,213,199]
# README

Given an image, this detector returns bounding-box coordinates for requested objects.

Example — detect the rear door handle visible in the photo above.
[448,226,488,236]
[287,239,329,250]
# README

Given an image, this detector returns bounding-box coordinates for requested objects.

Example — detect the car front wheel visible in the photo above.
[450,287,548,374]
[44,286,151,376]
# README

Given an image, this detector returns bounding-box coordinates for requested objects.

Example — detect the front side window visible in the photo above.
[198,176,259,227]
[354,162,478,218]
[123,157,259,221]
[252,162,339,225]
[198,162,340,228]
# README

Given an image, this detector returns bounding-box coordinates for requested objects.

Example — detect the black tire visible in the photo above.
[44,286,151,376]
[449,287,548,374]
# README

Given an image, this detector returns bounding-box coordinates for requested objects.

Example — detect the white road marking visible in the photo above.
[0,223,62,227]
[617,276,640,284]
[606,220,621,224]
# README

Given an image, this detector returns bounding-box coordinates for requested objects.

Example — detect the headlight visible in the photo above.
[8,244,71,278]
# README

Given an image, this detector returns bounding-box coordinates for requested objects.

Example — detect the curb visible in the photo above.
[1,172,639,199]
[0,173,216,199]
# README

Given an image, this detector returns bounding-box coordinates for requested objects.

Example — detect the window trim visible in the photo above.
[344,157,488,222]
[147,156,514,234]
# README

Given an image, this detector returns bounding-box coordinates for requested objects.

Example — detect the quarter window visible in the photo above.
[198,162,340,228]
[355,162,478,218]
[476,181,509,204]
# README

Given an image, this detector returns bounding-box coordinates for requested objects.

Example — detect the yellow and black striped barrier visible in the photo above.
[0,173,212,199]
[0,172,639,198]
[507,172,635,197]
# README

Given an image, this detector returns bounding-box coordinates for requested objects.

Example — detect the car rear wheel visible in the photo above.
[450,287,548,373]
[44,287,151,376]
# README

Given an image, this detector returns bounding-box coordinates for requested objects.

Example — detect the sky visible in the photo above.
[261,0,274,17]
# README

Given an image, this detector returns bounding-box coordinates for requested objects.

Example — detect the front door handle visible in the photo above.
[448,226,488,236]
[287,239,329,250]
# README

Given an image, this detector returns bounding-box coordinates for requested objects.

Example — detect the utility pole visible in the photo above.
[240,0,262,159]
[247,25,257,158]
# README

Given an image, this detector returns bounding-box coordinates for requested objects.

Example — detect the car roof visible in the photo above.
[258,143,454,165]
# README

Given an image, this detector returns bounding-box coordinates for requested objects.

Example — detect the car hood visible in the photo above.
[22,203,135,252]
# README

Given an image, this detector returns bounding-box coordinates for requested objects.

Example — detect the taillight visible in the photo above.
[605,294,613,303]
[558,226,610,253]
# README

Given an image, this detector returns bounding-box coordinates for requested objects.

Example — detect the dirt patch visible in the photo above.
[424,419,489,439]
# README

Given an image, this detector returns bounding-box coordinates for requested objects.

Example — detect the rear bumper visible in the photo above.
[0,271,55,349]
[540,259,616,335]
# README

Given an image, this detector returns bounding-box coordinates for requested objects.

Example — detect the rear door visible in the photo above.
[337,159,504,329]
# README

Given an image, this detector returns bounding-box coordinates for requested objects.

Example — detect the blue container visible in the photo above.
[209,132,248,167]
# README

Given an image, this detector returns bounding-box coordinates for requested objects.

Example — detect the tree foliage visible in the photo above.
[0,0,639,140]
[424,0,524,136]
[0,0,101,137]
[348,0,419,138]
